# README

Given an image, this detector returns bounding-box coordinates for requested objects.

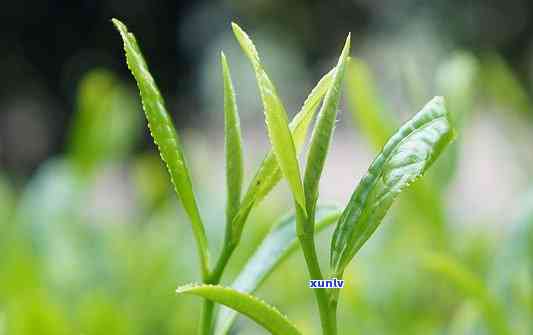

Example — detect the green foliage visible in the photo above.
[111,19,457,335]
[221,52,244,227]
[113,19,210,278]
[232,22,306,213]
[215,208,341,335]
[231,67,335,243]
[331,97,455,277]
[303,35,350,224]
[177,284,302,335]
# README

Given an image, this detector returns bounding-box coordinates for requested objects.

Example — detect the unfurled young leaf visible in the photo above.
[330,96,455,277]
[229,67,336,244]
[232,22,306,214]
[215,208,341,335]
[177,284,302,335]
[112,19,210,277]
[221,52,244,225]
[303,34,350,222]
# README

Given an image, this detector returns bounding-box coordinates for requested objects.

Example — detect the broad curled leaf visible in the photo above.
[304,34,350,221]
[232,22,306,214]
[230,67,336,243]
[113,19,210,276]
[221,52,244,225]
[215,208,341,335]
[330,96,455,276]
[177,284,302,335]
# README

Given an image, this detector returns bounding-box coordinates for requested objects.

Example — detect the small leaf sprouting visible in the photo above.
[330,96,455,277]
[232,22,306,215]
[177,284,302,335]
[303,34,350,224]
[230,67,336,243]
[221,52,244,226]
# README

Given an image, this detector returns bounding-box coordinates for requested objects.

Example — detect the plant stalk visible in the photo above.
[295,206,337,335]
[199,241,236,335]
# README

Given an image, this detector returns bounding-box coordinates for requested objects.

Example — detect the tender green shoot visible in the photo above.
[232,22,306,214]
[112,19,210,278]
[303,35,350,226]
[331,97,455,277]
[221,52,244,227]
[231,68,335,243]
[114,18,457,335]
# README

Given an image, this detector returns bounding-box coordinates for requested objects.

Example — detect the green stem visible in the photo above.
[200,300,215,335]
[198,242,236,335]
[295,206,337,335]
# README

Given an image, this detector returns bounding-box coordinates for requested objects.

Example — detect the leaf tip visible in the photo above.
[111,18,126,32]
[231,21,241,34]
[220,50,228,67]
[433,95,445,105]
[341,33,351,58]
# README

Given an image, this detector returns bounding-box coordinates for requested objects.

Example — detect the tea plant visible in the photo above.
[113,18,455,335]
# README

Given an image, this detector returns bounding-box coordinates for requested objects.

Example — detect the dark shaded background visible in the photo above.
[2,0,533,177]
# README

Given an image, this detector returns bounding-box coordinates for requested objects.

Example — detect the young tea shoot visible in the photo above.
[113,18,455,335]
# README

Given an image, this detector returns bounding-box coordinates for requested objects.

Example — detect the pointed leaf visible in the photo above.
[112,19,210,277]
[177,284,302,335]
[221,52,244,225]
[232,22,306,213]
[230,68,336,243]
[215,207,341,335]
[330,97,455,276]
[303,35,350,221]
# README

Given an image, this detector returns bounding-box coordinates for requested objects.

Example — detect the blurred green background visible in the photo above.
[1,1,533,334]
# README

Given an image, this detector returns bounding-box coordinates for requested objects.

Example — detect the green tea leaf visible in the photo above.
[330,96,455,276]
[346,59,447,239]
[232,22,306,214]
[112,19,210,277]
[221,52,244,226]
[215,207,341,335]
[421,253,511,335]
[177,284,302,335]
[230,67,336,243]
[303,34,350,222]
